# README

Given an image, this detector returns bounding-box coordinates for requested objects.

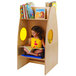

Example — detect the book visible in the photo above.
[20,5,24,19]
[23,5,26,19]
[35,8,45,19]
[25,6,28,19]
[20,46,43,52]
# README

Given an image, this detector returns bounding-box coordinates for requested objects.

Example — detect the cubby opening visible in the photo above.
[18,19,48,64]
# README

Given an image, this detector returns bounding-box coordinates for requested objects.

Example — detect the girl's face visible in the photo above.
[32,30,38,37]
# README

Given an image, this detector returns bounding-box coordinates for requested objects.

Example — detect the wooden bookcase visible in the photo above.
[17,5,58,75]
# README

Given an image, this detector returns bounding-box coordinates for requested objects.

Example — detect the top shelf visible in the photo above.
[20,6,50,20]
[21,19,48,21]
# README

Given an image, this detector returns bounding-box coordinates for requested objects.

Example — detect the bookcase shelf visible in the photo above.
[21,19,48,21]
[18,55,45,61]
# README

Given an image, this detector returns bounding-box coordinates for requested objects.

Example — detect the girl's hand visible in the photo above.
[42,38,45,48]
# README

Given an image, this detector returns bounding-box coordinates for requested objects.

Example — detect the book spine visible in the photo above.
[23,5,26,19]
[26,5,28,19]
[20,5,24,19]
[26,9,28,19]
[25,6,27,19]
[25,5,28,19]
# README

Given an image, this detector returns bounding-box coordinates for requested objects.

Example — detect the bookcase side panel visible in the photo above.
[17,20,29,69]
[45,7,58,74]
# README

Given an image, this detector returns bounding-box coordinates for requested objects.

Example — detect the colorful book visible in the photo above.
[25,6,28,19]
[20,46,43,52]
[20,5,24,19]
[35,8,45,19]
[23,5,26,19]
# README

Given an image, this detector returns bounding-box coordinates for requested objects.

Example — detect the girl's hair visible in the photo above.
[31,26,43,40]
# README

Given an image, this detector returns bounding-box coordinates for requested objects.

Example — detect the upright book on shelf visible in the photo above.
[35,8,45,19]
[23,5,26,19]
[20,5,24,19]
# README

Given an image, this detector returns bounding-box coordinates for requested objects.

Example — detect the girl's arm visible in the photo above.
[42,38,45,48]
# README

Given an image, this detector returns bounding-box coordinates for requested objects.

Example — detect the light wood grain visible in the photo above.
[45,6,58,74]
[29,59,45,65]
[17,55,29,69]
[29,58,45,61]
[17,20,29,69]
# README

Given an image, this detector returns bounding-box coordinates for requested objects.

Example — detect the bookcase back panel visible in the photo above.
[27,20,47,39]
[32,7,50,19]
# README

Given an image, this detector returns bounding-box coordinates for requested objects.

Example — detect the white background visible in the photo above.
[0,0,76,76]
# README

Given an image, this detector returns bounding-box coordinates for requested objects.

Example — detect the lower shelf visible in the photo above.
[29,59,45,65]
[18,55,45,65]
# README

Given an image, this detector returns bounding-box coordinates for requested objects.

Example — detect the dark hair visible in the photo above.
[31,26,43,40]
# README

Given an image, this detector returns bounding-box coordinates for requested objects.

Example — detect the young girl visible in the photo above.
[24,26,45,56]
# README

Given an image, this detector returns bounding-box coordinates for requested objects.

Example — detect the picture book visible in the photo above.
[20,46,43,52]
[35,8,45,19]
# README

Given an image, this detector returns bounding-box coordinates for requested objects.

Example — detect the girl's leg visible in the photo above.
[24,48,29,54]
[24,48,38,56]
[34,49,43,54]
[28,52,38,56]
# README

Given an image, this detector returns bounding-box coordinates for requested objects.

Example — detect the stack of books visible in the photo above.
[46,1,56,7]
[20,2,34,19]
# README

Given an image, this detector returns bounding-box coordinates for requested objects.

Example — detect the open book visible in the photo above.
[20,46,43,52]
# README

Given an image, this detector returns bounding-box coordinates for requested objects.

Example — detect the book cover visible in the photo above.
[35,8,45,19]
[20,46,43,52]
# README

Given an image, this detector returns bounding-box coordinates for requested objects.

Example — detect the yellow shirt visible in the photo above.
[31,38,42,48]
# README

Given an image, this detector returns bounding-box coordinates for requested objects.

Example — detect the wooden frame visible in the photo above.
[17,3,58,75]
